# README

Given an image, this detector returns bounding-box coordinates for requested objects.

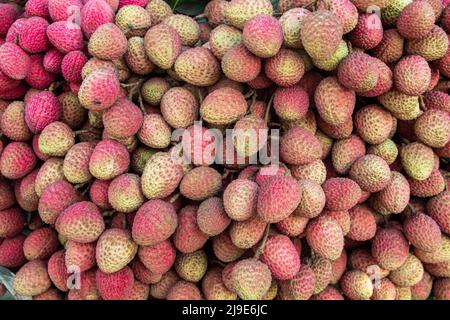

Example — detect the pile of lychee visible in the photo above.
[0,0,449,300]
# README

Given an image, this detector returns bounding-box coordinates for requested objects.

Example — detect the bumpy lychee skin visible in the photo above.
[404,212,441,253]
[80,0,115,38]
[65,241,96,273]
[197,197,230,237]
[427,191,450,235]
[264,49,305,87]
[61,50,87,84]
[38,122,75,157]
[202,267,237,300]
[209,24,242,60]
[338,52,379,93]
[125,37,154,75]
[389,254,424,287]
[306,216,344,261]
[347,205,377,242]
[55,201,105,243]
[242,14,282,58]
[141,151,182,199]
[273,86,309,122]
[96,228,138,274]
[108,173,144,213]
[212,233,245,263]
[331,135,365,175]
[43,48,63,74]
[175,250,208,282]
[46,21,84,54]
[408,169,445,198]
[230,258,272,300]
[349,155,391,193]
[414,110,450,148]
[0,43,31,80]
[0,142,37,180]
[0,234,26,268]
[340,270,373,300]
[433,278,450,300]
[312,40,348,72]
[116,4,152,37]
[138,239,176,275]
[300,10,343,61]
[221,44,261,83]
[314,76,355,126]
[323,178,362,211]
[79,69,121,111]
[295,179,325,218]
[372,29,405,64]
[96,267,134,300]
[137,114,171,149]
[162,14,199,46]
[173,205,209,254]
[400,142,435,181]
[132,199,177,246]
[18,17,50,54]
[23,227,59,261]
[394,55,431,96]
[143,24,181,70]
[25,91,62,134]
[160,87,198,129]
[372,228,409,271]
[405,25,448,62]
[63,142,96,184]
[0,207,25,239]
[414,234,450,264]
[257,176,301,223]
[224,0,273,30]
[376,171,410,214]
[410,271,433,300]
[223,179,258,222]
[230,215,267,249]
[397,0,435,40]
[38,180,79,225]
[378,89,420,121]
[88,23,128,60]
[0,180,14,211]
[89,139,130,180]
[200,87,247,126]
[180,167,222,201]
[103,98,143,139]
[25,54,57,90]
[260,235,300,280]
[175,47,221,87]
[167,280,201,300]
[354,105,393,145]
[280,127,322,165]
[13,260,51,297]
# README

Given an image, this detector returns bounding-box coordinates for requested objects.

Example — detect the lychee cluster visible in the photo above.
[0,0,449,301]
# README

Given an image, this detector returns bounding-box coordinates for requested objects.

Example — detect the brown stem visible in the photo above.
[264,94,275,126]
[169,193,181,204]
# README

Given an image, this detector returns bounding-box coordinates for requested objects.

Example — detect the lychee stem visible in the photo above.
[253,224,271,259]
[419,96,426,110]
[264,94,275,126]
[169,193,181,203]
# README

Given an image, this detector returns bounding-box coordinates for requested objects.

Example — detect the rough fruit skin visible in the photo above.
[63,142,96,184]
[23,227,59,261]
[197,197,230,237]
[224,0,274,30]
[174,47,221,87]
[18,17,50,54]
[0,142,37,180]
[79,70,120,111]
[306,216,344,261]
[242,14,282,58]
[397,0,435,39]
[427,191,450,235]
[300,10,343,61]
[88,23,128,60]
[348,13,383,50]
[257,176,301,223]
[273,86,309,122]
[55,201,105,243]
[132,200,177,246]
[280,127,322,165]
[13,260,51,297]
[372,228,409,271]
[38,122,75,157]
[414,110,450,148]
[295,179,326,218]
[331,135,365,175]
[354,105,393,145]
[212,233,245,263]
[65,241,96,273]
[138,239,176,275]
[230,216,267,249]
[400,142,435,181]
[433,278,450,300]
[404,212,441,252]
[264,49,305,87]
[314,76,355,126]
[323,178,362,211]
[394,55,431,96]
[96,228,138,273]
[180,167,222,202]
[25,91,62,134]
[108,174,144,213]
[223,179,258,222]
[46,21,84,54]
[372,29,405,64]
[173,205,209,254]
[160,87,198,129]
[338,52,379,93]
[167,281,201,300]
[378,89,420,121]
[202,267,237,300]
[61,51,88,84]
[137,114,171,149]
[349,155,391,192]
[376,171,410,214]
[80,0,115,38]
[175,250,208,282]
[340,270,373,300]
[408,169,445,198]
[144,24,181,70]
[260,235,300,280]
[230,258,272,300]
[405,25,449,61]
[89,139,130,180]
[200,87,247,126]
[221,44,261,83]
[96,267,134,300]
[0,43,31,80]
[163,14,199,46]
[347,205,377,242]
[116,5,152,37]
[103,98,143,139]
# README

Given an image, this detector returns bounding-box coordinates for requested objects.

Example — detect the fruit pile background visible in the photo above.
[0,0,449,301]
